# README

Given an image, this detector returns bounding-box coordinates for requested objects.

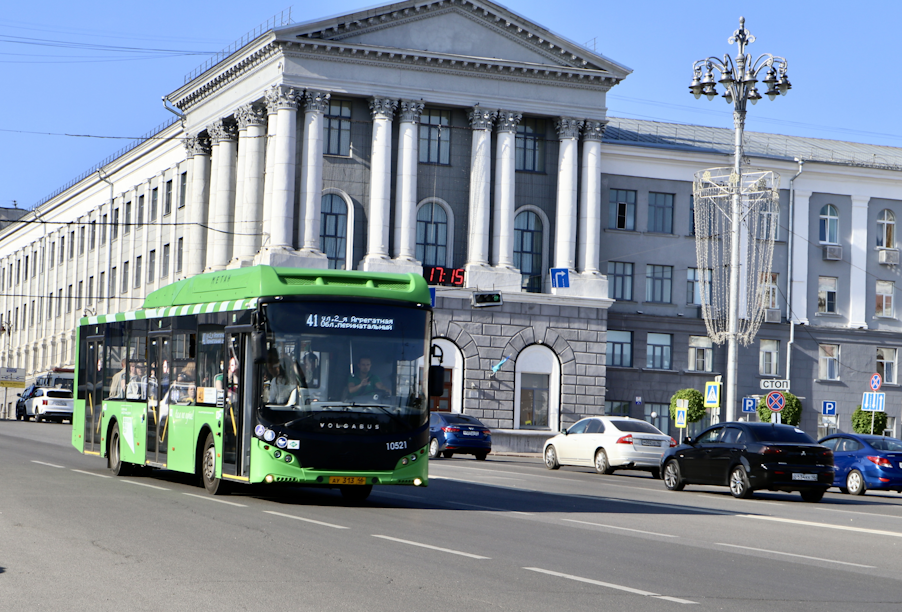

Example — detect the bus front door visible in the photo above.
[221,331,251,480]
[146,335,171,466]
[83,338,104,453]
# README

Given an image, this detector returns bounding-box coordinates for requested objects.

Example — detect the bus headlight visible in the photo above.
[273,450,282,459]
[413,478,423,486]
[401,458,409,465]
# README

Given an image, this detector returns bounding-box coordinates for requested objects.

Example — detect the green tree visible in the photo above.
[669,388,706,424]
[756,391,802,426]
[851,406,887,434]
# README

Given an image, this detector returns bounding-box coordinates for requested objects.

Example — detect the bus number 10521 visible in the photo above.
[386,441,408,450]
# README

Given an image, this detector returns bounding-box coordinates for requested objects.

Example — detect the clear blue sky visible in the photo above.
[2,0,899,211]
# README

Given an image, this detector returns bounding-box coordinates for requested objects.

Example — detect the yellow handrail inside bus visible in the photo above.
[160,415,168,443]
[229,404,237,435]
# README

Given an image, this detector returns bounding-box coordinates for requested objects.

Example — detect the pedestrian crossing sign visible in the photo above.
[704,382,721,408]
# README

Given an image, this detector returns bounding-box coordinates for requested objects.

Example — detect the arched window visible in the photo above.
[819,204,839,244]
[320,193,348,270]
[416,201,448,266]
[878,209,895,249]
[514,344,561,430]
[514,210,543,292]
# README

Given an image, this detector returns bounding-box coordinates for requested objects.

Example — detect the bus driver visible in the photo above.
[346,356,390,398]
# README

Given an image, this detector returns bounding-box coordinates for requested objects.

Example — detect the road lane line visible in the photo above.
[429,475,536,490]
[523,567,697,604]
[372,535,490,559]
[264,510,348,529]
[71,469,111,478]
[182,492,247,507]
[120,479,171,491]
[715,543,876,568]
[447,501,534,515]
[562,518,679,538]
[32,460,64,468]
[740,514,902,538]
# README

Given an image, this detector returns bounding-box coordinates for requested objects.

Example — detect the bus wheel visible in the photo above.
[109,423,131,476]
[201,432,228,495]
[340,485,373,503]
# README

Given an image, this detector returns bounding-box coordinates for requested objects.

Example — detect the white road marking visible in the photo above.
[372,535,490,559]
[523,567,697,604]
[32,460,64,468]
[562,518,679,538]
[182,492,247,507]
[264,510,348,529]
[740,514,902,538]
[120,479,171,491]
[715,543,876,568]
[429,475,535,490]
[71,469,111,478]
[447,501,534,515]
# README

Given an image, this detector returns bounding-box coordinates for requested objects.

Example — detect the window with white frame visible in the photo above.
[607,262,633,300]
[646,333,672,369]
[687,268,711,305]
[514,344,560,430]
[878,348,897,384]
[646,265,672,303]
[761,272,779,309]
[608,189,636,231]
[818,277,837,313]
[416,201,448,267]
[878,209,895,248]
[320,194,348,270]
[760,339,780,376]
[819,204,839,244]
[818,344,840,380]
[688,336,713,372]
[877,280,894,317]
[606,330,632,367]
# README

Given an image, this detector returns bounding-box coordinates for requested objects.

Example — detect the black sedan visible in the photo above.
[661,422,834,502]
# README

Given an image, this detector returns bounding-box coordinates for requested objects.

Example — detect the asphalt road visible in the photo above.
[3,419,902,611]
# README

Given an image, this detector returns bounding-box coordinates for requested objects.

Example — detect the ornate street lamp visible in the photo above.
[690,18,791,423]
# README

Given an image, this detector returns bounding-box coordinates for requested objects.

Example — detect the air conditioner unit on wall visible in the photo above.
[764,308,781,324]
[823,245,842,261]
[879,249,899,265]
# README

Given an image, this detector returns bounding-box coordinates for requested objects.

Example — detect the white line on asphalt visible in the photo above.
[263,510,349,529]
[523,567,697,604]
[810,504,902,521]
[447,501,534,515]
[740,514,902,538]
[71,469,111,478]
[32,460,64,468]
[434,471,523,481]
[714,543,876,568]
[562,518,679,538]
[429,475,536,490]
[120,479,171,491]
[372,535,490,559]
[182,492,247,507]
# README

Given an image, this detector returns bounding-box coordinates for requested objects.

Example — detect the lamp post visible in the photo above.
[689,17,790,423]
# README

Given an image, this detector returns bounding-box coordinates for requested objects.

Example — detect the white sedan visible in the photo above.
[543,416,676,477]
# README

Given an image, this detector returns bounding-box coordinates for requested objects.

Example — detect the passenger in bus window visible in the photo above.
[263,348,292,405]
[109,358,127,399]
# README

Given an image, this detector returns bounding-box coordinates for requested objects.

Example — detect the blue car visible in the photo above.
[818,433,902,495]
[429,412,492,460]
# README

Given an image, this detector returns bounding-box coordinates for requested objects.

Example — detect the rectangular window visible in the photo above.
[818,344,839,380]
[49,242,55,268]
[164,180,173,216]
[150,187,158,220]
[687,268,712,305]
[518,373,549,429]
[418,109,451,164]
[176,238,183,273]
[148,250,156,283]
[761,272,779,309]
[24,256,28,281]
[137,195,144,229]
[66,285,72,313]
[646,265,673,303]
[46,293,52,320]
[179,172,187,208]
[689,195,695,235]
[162,243,170,278]
[324,100,352,156]
[134,256,142,289]
[605,400,631,417]
[818,277,837,313]
[90,220,96,250]
[110,268,116,299]
[69,231,75,258]
[79,226,85,255]
[124,201,131,235]
[606,330,632,367]
[877,348,897,385]
[56,289,62,317]
[876,280,894,317]
[101,215,107,245]
[515,118,545,172]
[645,403,670,435]
[111,208,119,241]
[87,276,93,305]
[29,301,34,327]
[608,189,636,231]
[688,336,713,372]
[760,339,780,376]
[646,333,672,370]
[607,262,634,300]
[122,262,129,293]
[648,192,674,234]
[99,271,105,300]
[76,281,83,310]
[15,259,20,285]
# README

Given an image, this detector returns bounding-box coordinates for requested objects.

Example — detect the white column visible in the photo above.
[790,190,811,324]
[578,120,606,274]
[261,97,279,249]
[361,97,397,271]
[300,90,330,254]
[493,110,521,269]
[394,100,424,262]
[554,118,584,271]
[204,138,220,271]
[230,103,266,266]
[849,195,870,329]
[185,135,211,278]
[206,119,238,271]
[268,86,300,251]
[465,106,496,279]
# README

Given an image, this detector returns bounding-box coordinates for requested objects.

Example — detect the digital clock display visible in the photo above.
[423,266,465,287]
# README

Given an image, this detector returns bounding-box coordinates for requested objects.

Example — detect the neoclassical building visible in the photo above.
[3,0,902,450]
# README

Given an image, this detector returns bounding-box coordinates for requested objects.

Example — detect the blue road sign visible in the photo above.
[675,407,687,428]
[870,373,883,391]
[550,268,570,289]
[742,397,757,413]
[766,391,786,412]
[429,287,436,308]
[862,392,886,412]
[822,401,837,416]
[704,382,721,408]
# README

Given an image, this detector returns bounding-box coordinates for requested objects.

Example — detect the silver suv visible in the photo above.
[18,387,74,423]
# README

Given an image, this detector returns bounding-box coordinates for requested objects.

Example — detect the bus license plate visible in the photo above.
[791,473,817,481]
[329,476,367,485]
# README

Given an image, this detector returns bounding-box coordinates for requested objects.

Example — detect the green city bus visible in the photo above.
[72,265,440,502]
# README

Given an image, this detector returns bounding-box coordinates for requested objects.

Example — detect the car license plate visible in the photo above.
[462,431,478,436]
[791,473,817,481]
[640,439,660,447]
[329,476,367,485]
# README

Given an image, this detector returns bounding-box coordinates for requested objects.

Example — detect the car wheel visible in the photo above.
[544,445,560,470]
[442,450,454,459]
[15,408,22,421]
[109,423,131,477]
[800,489,825,503]
[428,437,440,459]
[201,432,228,495]
[340,484,373,503]
[474,452,488,461]
[663,460,684,491]
[847,469,867,496]
[594,449,614,475]
[729,465,753,499]
[34,412,42,423]
[650,468,661,480]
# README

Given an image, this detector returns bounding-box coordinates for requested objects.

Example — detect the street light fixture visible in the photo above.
[689,17,791,424]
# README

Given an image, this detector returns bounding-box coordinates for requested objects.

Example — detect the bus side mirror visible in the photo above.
[251,331,267,364]
[428,366,445,397]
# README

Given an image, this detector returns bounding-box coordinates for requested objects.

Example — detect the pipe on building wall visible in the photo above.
[786,158,804,382]
[96,169,114,313]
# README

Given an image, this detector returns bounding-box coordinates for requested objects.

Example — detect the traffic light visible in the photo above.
[471,292,503,307]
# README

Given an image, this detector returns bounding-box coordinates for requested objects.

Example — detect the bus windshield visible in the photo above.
[259,301,430,432]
